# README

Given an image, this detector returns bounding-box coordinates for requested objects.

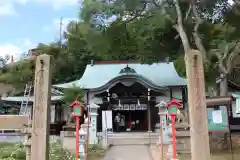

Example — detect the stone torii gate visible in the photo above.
[0,54,52,160]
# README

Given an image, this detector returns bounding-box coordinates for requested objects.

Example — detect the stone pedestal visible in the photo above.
[166,125,173,159]
[79,127,86,160]
[155,123,161,132]
[166,144,173,158]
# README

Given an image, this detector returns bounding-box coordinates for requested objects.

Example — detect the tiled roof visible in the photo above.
[54,62,186,89]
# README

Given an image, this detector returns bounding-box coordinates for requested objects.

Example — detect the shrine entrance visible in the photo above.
[112,105,148,132]
[96,81,162,133]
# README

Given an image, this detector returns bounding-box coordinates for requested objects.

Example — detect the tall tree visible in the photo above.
[80,0,239,94]
[80,0,238,158]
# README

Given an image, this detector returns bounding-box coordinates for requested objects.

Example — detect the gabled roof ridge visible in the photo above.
[92,61,171,65]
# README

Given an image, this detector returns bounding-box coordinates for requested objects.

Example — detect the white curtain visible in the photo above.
[50,105,55,123]
[236,98,240,115]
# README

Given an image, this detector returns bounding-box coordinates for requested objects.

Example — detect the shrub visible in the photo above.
[0,141,105,160]
[0,140,73,160]
[88,144,104,153]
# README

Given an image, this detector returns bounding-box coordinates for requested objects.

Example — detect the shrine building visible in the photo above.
[54,61,187,137]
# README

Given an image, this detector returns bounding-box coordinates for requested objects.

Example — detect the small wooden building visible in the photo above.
[0,88,66,135]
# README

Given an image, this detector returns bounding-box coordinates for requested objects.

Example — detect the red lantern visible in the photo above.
[71,99,84,117]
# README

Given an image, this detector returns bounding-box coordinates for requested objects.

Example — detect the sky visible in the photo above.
[0,0,81,61]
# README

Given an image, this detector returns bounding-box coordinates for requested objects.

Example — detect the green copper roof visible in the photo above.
[54,62,186,89]
[233,92,240,98]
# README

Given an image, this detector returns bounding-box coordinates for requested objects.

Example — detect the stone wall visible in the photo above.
[177,137,191,153]
[209,133,240,151]
[209,133,228,151]
[231,134,240,149]
[176,132,240,152]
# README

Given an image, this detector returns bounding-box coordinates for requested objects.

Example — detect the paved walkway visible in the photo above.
[104,145,153,160]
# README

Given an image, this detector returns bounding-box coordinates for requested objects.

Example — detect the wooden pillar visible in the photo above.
[31,54,52,160]
[86,90,90,160]
[25,133,31,160]
[147,102,151,131]
[170,88,173,99]
[185,50,211,160]
[147,89,151,132]
[182,87,188,123]
[24,116,32,160]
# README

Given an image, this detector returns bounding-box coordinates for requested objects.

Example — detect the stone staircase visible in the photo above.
[107,132,159,145]
[106,131,191,153]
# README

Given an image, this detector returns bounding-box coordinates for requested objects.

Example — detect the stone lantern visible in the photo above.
[78,127,86,160]
[155,101,168,144]
[89,102,100,144]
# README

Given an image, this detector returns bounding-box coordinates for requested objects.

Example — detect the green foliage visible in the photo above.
[0,0,239,92]
[0,143,25,159]
[0,140,73,160]
[174,54,186,78]
[0,41,95,90]
[88,144,105,153]
[62,86,84,105]
[0,60,33,89]
[0,141,105,160]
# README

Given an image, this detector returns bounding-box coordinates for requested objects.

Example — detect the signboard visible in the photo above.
[207,106,228,132]
[236,98,240,114]
[130,104,135,110]
[124,104,129,110]
[112,104,148,110]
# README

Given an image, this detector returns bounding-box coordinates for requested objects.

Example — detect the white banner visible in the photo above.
[50,105,55,123]
[236,99,240,114]
[102,110,113,131]
[212,110,223,124]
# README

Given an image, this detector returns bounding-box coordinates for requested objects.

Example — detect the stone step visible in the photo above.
[106,132,190,153]
[108,138,190,153]
[108,137,158,145]
[107,131,189,138]
[108,134,159,139]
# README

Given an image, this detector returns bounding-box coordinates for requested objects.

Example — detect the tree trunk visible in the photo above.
[220,76,228,96]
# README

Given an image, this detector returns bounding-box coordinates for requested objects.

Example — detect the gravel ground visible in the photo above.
[104,145,153,160]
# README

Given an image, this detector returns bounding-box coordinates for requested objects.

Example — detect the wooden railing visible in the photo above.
[0,115,28,132]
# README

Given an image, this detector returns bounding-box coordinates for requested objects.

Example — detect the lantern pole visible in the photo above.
[86,105,90,160]
[76,115,80,159]
[85,90,90,160]
[170,114,177,159]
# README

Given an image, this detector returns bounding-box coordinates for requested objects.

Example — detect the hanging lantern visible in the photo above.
[71,99,84,117]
